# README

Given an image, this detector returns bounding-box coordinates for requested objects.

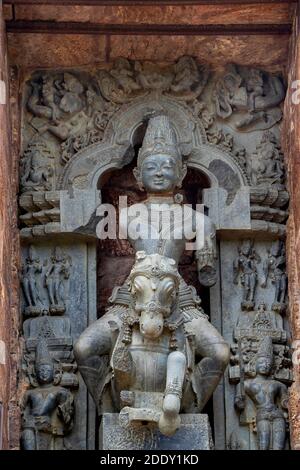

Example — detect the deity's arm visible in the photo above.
[56,388,75,429]
[195,213,217,287]
[278,382,289,410]
[234,382,246,411]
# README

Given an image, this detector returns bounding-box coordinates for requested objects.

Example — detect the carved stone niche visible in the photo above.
[18,57,290,450]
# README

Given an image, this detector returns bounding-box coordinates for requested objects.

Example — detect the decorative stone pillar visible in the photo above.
[282,3,300,451]
[0,4,14,450]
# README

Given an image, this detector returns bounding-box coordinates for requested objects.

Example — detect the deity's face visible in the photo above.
[135,154,185,194]
[256,356,272,376]
[36,364,54,384]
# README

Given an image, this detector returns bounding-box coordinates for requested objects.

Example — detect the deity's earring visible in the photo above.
[176,163,187,189]
[133,167,144,191]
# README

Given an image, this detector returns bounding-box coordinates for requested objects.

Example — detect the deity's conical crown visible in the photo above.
[257,336,273,359]
[36,338,53,367]
[138,114,181,166]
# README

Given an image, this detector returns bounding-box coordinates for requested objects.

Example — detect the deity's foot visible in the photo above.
[158,393,181,437]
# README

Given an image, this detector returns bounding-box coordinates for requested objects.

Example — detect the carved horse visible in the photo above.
[74,251,229,436]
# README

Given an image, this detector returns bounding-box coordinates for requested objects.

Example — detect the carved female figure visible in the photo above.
[21,245,43,316]
[44,247,70,314]
[235,336,288,450]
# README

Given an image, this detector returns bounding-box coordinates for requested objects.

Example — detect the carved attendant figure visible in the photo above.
[74,114,229,438]
[21,339,74,450]
[45,247,70,314]
[233,240,259,310]
[21,245,43,316]
[235,336,288,450]
[261,240,287,312]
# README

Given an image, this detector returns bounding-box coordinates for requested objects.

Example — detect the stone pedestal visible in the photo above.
[100,413,213,450]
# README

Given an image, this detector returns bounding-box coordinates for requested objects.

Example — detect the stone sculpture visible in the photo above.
[20,140,54,193]
[234,336,288,450]
[261,240,287,312]
[213,64,284,131]
[74,114,230,444]
[233,240,260,310]
[21,339,74,450]
[45,247,71,315]
[249,131,285,188]
[21,245,44,316]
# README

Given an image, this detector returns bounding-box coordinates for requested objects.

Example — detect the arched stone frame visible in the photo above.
[54,95,255,449]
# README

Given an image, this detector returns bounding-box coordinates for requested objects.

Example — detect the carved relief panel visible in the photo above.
[18,57,290,450]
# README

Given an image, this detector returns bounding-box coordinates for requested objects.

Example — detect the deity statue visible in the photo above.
[234,336,288,450]
[233,240,260,310]
[261,240,287,312]
[21,339,74,450]
[74,114,229,440]
[44,247,71,314]
[21,245,44,316]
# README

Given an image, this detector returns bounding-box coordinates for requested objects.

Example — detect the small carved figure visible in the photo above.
[261,240,287,312]
[214,64,284,131]
[20,140,53,193]
[110,58,141,94]
[21,246,44,316]
[233,240,260,310]
[44,247,71,314]
[235,336,288,450]
[250,131,285,188]
[21,339,74,450]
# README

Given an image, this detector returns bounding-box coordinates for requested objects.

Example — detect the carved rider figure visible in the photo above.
[21,339,74,450]
[234,336,288,450]
[74,114,229,437]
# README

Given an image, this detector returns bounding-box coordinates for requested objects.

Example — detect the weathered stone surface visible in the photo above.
[100,413,213,450]
[7,33,289,72]
[13,4,294,25]
[109,35,289,72]
[7,33,107,68]
[0,5,20,450]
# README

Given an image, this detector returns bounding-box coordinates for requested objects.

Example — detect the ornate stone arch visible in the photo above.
[58,95,248,198]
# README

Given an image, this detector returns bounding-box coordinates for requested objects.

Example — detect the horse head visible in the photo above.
[128,251,180,340]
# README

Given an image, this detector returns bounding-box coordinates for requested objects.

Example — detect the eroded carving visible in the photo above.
[249,131,285,189]
[233,240,260,310]
[20,140,54,193]
[234,336,288,450]
[21,338,75,450]
[261,240,287,313]
[214,64,284,131]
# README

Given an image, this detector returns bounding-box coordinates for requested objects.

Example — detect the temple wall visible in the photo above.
[1,0,300,450]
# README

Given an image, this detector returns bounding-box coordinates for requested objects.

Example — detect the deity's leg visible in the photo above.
[249,273,257,302]
[22,278,32,306]
[280,275,287,304]
[46,279,55,305]
[272,418,286,450]
[257,419,271,450]
[184,315,230,412]
[21,428,36,450]
[74,310,119,410]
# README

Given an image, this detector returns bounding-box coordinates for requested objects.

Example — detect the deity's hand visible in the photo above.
[234,395,246,411]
